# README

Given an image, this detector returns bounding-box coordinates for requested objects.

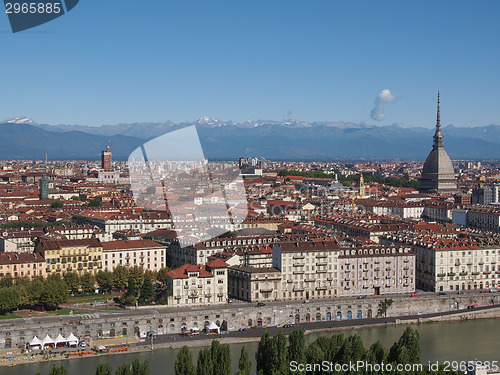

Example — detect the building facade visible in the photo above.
[102,239,167,272]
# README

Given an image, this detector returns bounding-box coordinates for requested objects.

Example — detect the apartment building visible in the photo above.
[272,240,340,301]
[72,210,173,241]
[101,239,167,272]
[34,238,103,276]
[338,245,416,297]
[0,252,46,279]
[166,259,229,307]
[228,266,281,302]
[381,232,500,292]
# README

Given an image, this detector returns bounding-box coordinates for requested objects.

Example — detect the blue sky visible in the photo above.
[0,0,499,128]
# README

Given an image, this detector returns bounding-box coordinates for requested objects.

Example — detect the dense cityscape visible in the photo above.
[0,100,500,374]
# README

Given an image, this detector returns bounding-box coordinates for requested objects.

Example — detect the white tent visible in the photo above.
[29,336,42,349]
[207,322,220,334]
[42,334,55,349]
[66,333,78,346]
[191,326,200,331]
[54,334,67,347]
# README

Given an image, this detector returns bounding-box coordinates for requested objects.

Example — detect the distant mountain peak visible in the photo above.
[196,116,219,124]
[3,116,37,125]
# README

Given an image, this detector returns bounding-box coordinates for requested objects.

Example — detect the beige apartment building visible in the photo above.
[272,240,340,301]
[166,259,229,307]
[0,252,46,279]
[382,233,500,292]
[34,238,103,276]
[228,266,281,302]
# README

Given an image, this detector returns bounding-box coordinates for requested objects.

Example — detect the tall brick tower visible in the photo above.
[101,144,112,171]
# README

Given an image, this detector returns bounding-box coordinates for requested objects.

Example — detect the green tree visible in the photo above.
[197,348,213,375]
[124,276,137,305]
[129,265,145,288]
[288,330,306,375]
[49,364,68,375]
[0,274,14,288]
[139,278,155,304]
[0,287,20,312]
[63,271,80,294]
[40,274,68,309]
[235,346,251,375]
[15,277,31,307]
[175,346,195,375]
[256,331,271,374]
[377,298,393,317]
[80,272,96,293]
[115,363,132,375]
[157,267,171,285]
[388,326,421,365]
[210,340,231,375]
[27,277,44,306]
[50,200,64,209]
[96,270,115,292]
[113,265,129,290]
[95,363,112,375]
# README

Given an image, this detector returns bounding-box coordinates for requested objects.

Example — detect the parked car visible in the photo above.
[438,292,447,296]
[489,289,498,293]
[257,302,266,307]
[358,295,366,299]
[227,299,233,303]
[283,323,295,328]
[481,290,489,293]
[303,300,310,304]
[411,294,419,297]
[457,291,465,295]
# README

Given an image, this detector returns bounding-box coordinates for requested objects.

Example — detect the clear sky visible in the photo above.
[0,0,499,128]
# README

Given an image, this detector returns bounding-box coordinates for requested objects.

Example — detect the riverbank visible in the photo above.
[4,304,498,368]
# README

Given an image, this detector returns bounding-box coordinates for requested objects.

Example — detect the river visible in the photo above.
[5,319,499,375]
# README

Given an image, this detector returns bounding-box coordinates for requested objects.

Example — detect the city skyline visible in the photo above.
[0,1,499,128]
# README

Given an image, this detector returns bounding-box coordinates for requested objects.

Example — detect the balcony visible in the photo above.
[260,288,273,293]
[483,271,491,275]
[184,285,189,289]
[447,272,456,277]
[403,267,409,271]
[385,268,391,272]
[188,294,199,299]
[363,277,368,280]
[316,262,327,266]
[305,279,315,283]
[316,286,327,291]
[293,271,304,275]
[217,293,224,297]
[316,254,327,259]
[293,287,304,292]
[205,293,212,298]
[317,270,327,273]
[293,263,305,267]
[293,255,305,260]
[472,272,480,275]
[437,273,446,277]
[374,268,380,271]
[459,272,468,276]
[175,295,181,299]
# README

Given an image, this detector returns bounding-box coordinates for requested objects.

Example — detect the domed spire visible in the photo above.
[433,90,444,149]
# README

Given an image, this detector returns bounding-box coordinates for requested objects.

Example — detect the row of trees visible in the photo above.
[175,341,251,375]
[0,273,68,312]
[175,328,459,375]
[33,359,150,375]
[0,265,171,313]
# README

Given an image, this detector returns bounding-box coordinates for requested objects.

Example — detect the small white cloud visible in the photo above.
[370,89,395,121]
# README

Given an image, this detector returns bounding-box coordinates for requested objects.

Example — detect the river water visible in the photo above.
[5,319,499,375]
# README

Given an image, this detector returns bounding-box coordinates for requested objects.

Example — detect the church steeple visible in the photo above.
[433,91,444,149]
